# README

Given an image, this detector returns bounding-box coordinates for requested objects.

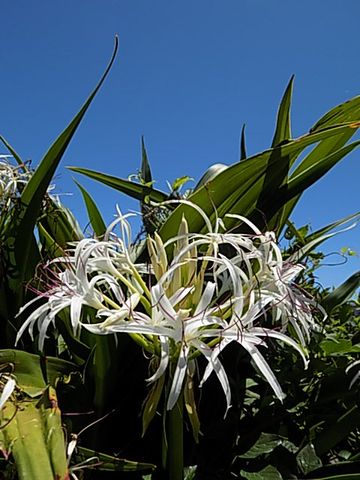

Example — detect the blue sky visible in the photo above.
[1,0,359,288]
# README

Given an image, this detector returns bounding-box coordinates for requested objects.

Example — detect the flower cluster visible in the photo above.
[16,206,322,411]
[0,156,31,210]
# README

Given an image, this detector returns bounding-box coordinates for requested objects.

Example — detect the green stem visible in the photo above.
[166,392,184,480]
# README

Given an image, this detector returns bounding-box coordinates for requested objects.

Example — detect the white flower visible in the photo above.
[16,203,320,412]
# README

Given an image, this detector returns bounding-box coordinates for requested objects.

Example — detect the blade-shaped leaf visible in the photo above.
[240,124,247,160]
[0,136,27,170]
[68,166,169,203]
[159,122,360,244]
[310,96,360,132]
[74,180,106,237]
[288,211,360,263]
[6,36,118,295]
[271,75,294,147]
[141,136,152,184]
[263,140,360,229]
[322,271,360,313]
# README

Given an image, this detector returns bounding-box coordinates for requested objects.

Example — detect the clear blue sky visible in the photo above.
[1,0,359,288]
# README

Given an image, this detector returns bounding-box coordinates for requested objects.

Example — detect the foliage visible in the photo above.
[0,42,359,480]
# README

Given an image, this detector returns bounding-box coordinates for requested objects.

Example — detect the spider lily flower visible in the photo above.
[84,280,230,411]
[0,156,31,209]
[16,202,320,412]
[15,267,123,350]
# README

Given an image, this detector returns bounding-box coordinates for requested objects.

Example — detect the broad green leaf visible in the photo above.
[38,222,64,258]
[239,433,297,459]
[68,166,168,203]
[38,196,83,249]
[240,465,283,480]
[194,162,228,190]
[271,132,360,232]
[310,96,360,132]
[313,405,360,456]
[72,446,156,472]
[6,36,118,296]
[74,180,106,237]
[271,75,294,147]
[297,443,322,475]
[264,141,360,230]
[159,122,359,244]
[320,339,360,356]
[0,387,68,480]
[0,349,78,397]
[323,271,360,313]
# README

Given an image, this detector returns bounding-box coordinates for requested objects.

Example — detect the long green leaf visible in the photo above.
[0,136,27,170]
[141,136,152,184]
[240,124,247,160]
[68,166,169,202]
[271,75,294,147]
[159,122,359,243]
[288,211,360,263]
[313,405,360,456]
[74,180,106,237]
[7,36,118,295]
[322,271,360,313]
[310,96,360,132]
[263,141,360,228]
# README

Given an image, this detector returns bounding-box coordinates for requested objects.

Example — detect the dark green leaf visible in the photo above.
[240,123,247,160]
[69,166,168,203]
[320,339,360,356]
[74,180,106,237]
[4,37,118,301]
[160,123,359,244]
[313,405,360,456]
[141,136,152,184]
[239,433,297,459]
[297,444,322,475]
[323,271,360,313]
[271,75,294,147]
[240,465,283,480]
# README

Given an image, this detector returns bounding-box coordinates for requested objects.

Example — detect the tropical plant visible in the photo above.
[0,39,359,480]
